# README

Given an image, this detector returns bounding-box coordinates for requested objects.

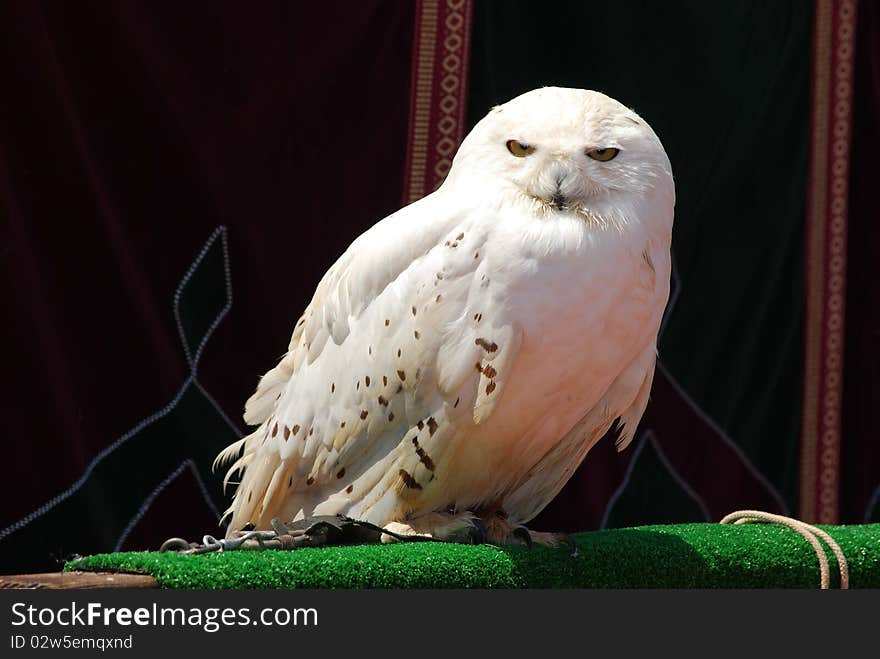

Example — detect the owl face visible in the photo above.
[449,87,673,216]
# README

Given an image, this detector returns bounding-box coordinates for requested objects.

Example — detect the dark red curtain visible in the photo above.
[1,0,876,575]
[0,1,415,570]
[842,0,880,523]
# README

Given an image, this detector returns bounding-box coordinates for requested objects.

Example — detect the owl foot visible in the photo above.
[510,528,578,555]
[479,511,578,555]
[162,515,441,554]
[380,512,487,545]
[161,513,573,554]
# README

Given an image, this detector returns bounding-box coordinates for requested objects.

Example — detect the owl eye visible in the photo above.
[506,140,535,157]
[586,147,620,162]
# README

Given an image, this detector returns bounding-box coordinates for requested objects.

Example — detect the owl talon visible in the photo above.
[483,518,577,553]
[419,515,487,544]
[512,526,533,548]
[380,512,489,545]
[467,517,488,544]
[558,533,579,557]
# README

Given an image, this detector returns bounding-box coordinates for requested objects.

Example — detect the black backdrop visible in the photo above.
[468,0,811,532]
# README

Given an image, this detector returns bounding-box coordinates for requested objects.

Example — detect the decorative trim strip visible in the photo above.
[599,432,712,529]
[656,361,790,517]
[0,227,238,544]
[800,0,858,524]
[114,459,215,552]
[402,0,474,204]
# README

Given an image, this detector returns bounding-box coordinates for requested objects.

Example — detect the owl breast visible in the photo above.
[437,207,669,519]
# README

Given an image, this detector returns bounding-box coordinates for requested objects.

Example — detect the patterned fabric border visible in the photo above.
[402,0,474,204]
[800,0,858,524]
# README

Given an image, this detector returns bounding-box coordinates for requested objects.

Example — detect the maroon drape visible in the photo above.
[0,1,415,533]
[1,1,877,567]
[841,0,880,522]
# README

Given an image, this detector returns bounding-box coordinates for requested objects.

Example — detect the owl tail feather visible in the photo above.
[223,449,290,538]
[213,435,249,473]
[243,354,295,426]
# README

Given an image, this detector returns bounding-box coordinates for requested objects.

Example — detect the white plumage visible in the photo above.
[217,87,674,544]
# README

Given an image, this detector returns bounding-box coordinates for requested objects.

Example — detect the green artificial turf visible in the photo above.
[66,523,880,589]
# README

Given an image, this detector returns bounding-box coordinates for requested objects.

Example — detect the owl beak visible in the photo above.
[532,160,580,211]
[551,189,567,210]
[551,174,568,210]
[546,164,578,210]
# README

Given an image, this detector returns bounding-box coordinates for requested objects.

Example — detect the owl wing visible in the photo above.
[217,195,522,533]
[241,194,460,427]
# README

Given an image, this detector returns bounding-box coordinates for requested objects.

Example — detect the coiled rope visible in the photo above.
[720,510,849,589]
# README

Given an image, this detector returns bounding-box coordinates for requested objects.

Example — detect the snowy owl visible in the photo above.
[216,87,674,546]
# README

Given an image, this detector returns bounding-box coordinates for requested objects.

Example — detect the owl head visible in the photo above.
[446,87,674,224]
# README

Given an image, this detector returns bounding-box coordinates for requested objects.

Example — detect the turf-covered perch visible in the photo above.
[66,523,880,589]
